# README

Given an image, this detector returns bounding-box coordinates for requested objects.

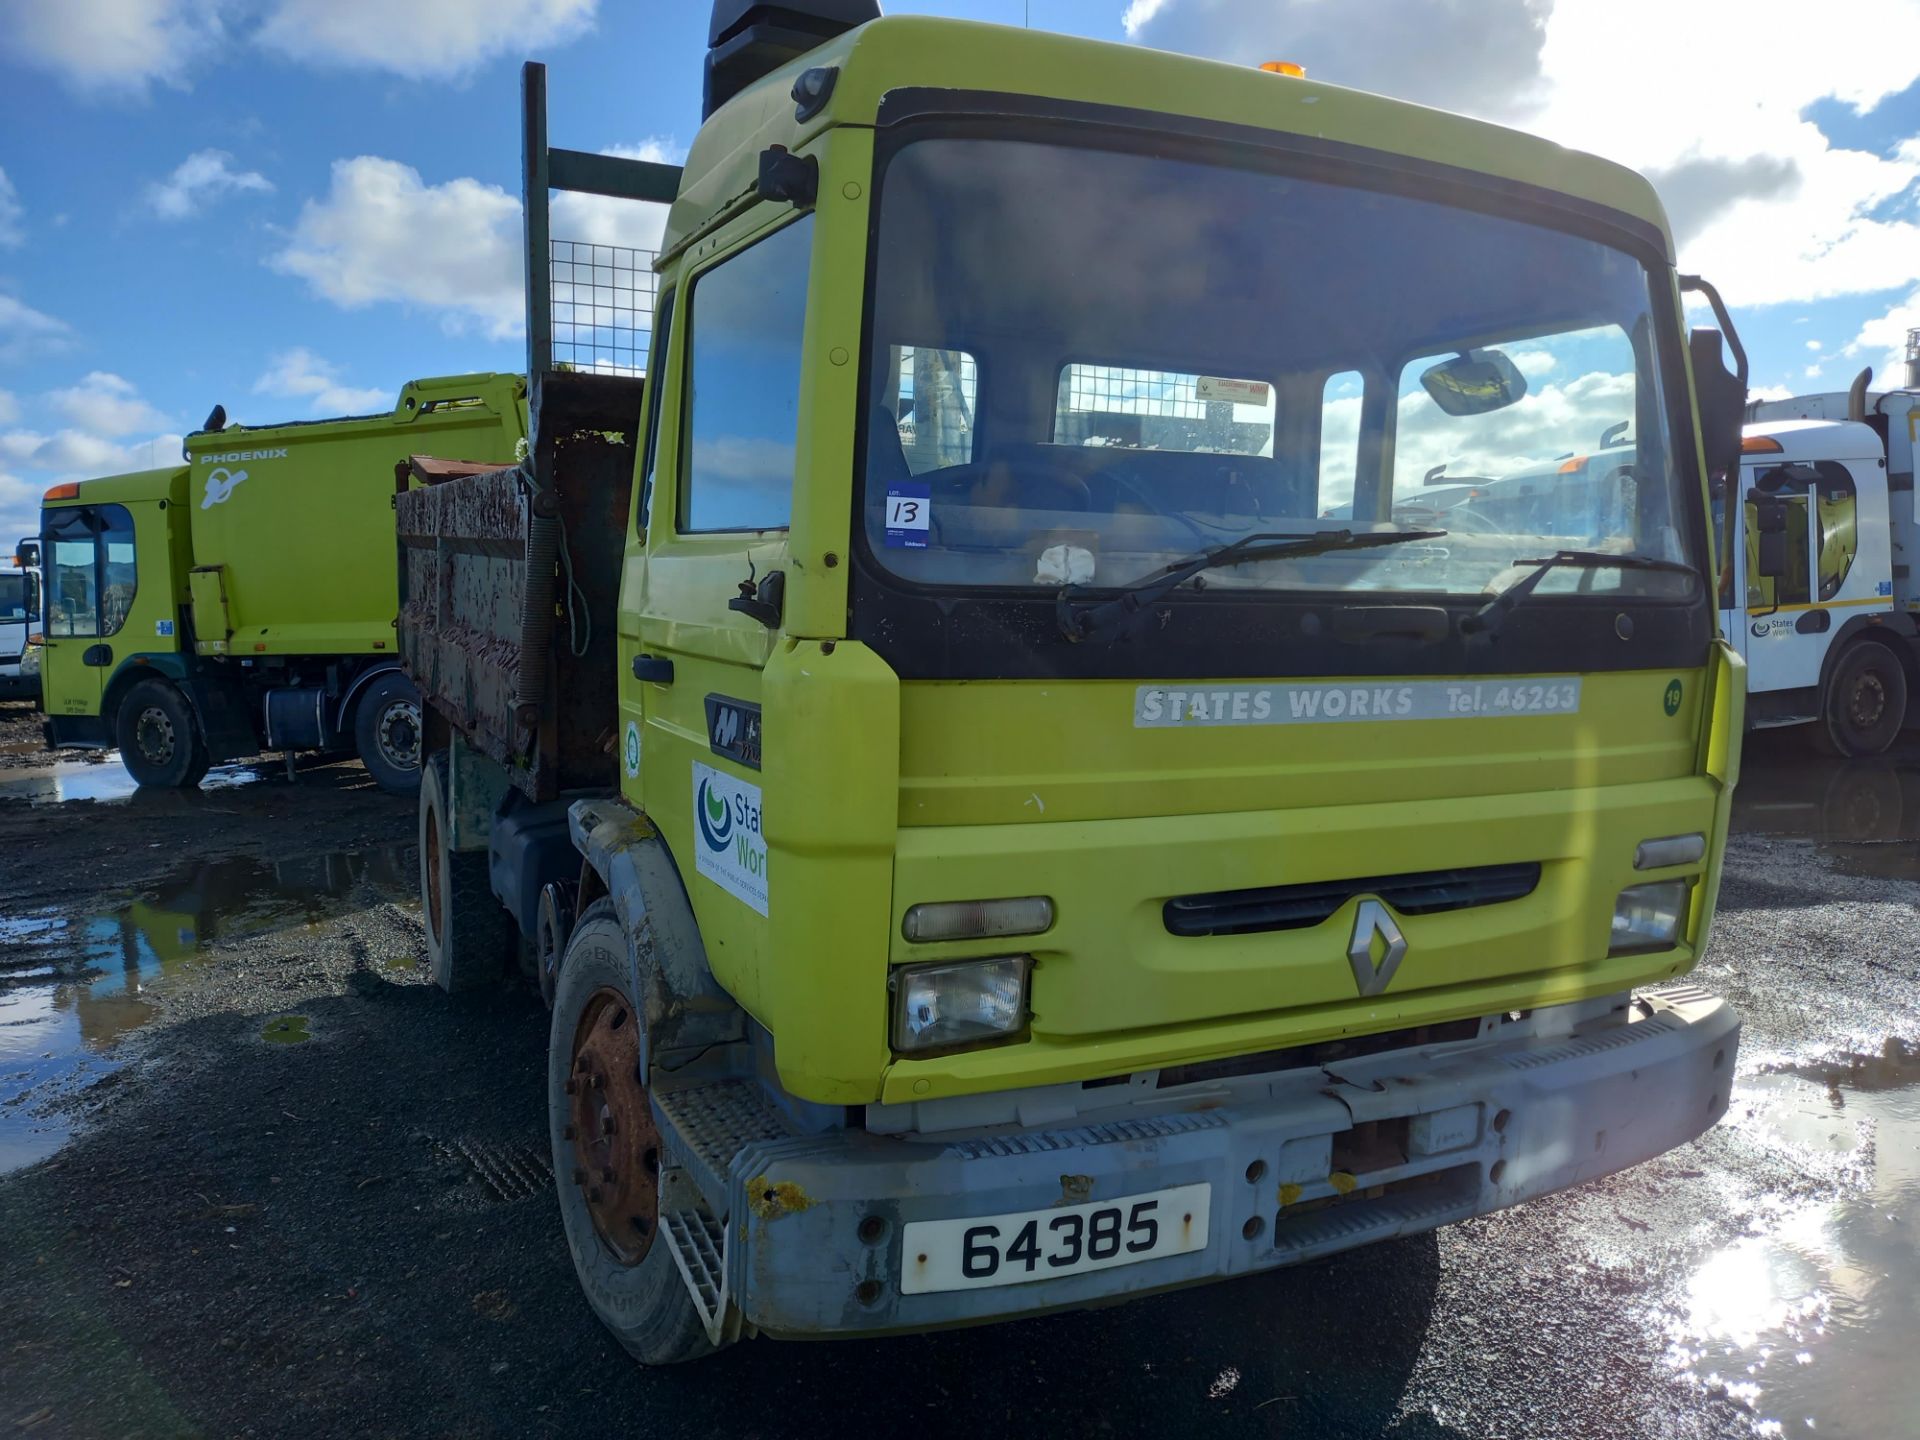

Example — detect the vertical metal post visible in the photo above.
[523,61,553,389]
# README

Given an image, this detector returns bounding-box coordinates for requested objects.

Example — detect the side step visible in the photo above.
[651,1080,796,1344]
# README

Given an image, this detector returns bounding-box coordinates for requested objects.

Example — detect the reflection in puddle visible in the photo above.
[1732,731,1920,879]
[0,757,265,806]
[0,843,415,1174]
[1669,1043,1920,1436]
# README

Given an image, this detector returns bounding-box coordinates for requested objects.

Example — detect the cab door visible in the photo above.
[624,208,815,981]
[1737,467,1821,695]
[40,504,120,723]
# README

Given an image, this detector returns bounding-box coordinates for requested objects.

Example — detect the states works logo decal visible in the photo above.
[692,762,766,915]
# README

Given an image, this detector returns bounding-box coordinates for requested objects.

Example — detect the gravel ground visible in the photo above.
[0,732,1915,1438]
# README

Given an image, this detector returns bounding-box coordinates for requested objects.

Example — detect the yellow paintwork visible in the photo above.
[616,16,1737,1105]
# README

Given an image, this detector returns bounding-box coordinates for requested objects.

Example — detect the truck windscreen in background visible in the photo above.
[857,134,1698,611]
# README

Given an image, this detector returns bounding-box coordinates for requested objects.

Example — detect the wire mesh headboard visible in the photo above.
[548,241,658,376]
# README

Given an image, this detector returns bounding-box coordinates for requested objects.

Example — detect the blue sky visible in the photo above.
[5,0,1920,551]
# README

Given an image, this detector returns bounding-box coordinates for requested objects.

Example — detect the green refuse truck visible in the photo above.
[38,373,529,791]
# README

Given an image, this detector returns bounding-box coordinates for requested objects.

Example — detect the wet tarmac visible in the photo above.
[1,727,1919,1437]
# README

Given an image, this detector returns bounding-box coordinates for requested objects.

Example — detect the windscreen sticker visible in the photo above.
[1134,679,1582,727]
[884,483,931,549]
[693,762,768,915]
[1195,376,1271,406]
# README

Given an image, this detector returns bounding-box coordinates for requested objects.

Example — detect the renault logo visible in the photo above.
[1347,899,1407,996]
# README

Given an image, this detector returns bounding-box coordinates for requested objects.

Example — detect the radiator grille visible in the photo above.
[1165,862,1542,938]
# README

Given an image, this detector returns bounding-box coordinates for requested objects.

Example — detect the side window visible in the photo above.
[636,289,675,536]
[887,344,976,474]
[681,217,812,533]
[1747,494,1811,609]
[46,505,136,638]
[1052,364,1273,456]
[1816,463,1858,601]
[1318,370,1362,517]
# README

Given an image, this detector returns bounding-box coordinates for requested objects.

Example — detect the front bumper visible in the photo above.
[0,662,34,700]
[684,985,1736,1339]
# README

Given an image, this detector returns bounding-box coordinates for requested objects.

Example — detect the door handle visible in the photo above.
[81,643,112,667]
[632,654,675,684]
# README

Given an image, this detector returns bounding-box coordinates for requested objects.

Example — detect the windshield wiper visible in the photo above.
[1056,528,1447,643]
[1461,549,1700,638]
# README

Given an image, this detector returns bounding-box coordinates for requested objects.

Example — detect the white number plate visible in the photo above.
[899,1182,1212,1295]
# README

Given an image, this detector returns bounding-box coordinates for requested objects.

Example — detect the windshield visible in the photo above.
[0,574,25,622]
[859,135,1697,603]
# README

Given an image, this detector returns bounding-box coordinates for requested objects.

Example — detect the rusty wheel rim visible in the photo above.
[566,987,661,1265]
[424,803,445,945]
[135,706,175,764]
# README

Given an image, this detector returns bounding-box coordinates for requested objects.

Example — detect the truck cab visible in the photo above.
[402,4,1750,1364]
[0,541,40,701]
[1736,380,1920,754]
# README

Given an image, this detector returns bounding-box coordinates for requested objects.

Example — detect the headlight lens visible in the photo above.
[890,956,1030,1053]
[1634,833,1706,870]
[1609,881,1689,955]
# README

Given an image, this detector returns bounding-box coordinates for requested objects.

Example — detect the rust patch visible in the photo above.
[1057,1173,1093,1206]
[747,1177,815,1220]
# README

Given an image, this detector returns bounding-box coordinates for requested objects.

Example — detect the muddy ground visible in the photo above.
[0,699,53,770]
[2,720,1919,1438]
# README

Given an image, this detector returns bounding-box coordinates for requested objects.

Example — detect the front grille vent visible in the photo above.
[1164,862,1541,938]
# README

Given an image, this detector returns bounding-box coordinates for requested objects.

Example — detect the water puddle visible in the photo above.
[1668,1042,1920,1436]
[0,842,415,1174]
[1732,732,1920,881]
[0,757,265,806]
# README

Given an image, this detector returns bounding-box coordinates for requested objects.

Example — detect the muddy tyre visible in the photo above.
[550,900,719,1366]
[419,750,514,992]
[116,678,211,789]
[353,671,422,795]
[1816,642,1907,758]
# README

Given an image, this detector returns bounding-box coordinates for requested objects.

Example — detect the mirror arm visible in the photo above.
[1679,274,1748,387]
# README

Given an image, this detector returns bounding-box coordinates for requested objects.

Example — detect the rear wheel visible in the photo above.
[418,750,515,992]
[353,671,423,794]
[549,900,719,1366]
[1816,642,1908,758]
[116,678,211,789]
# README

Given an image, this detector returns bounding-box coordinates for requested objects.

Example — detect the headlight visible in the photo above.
[890,956,1031,1054]
[1609,881,1689,956]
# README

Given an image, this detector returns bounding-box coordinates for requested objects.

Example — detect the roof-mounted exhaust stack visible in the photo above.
[705,0,880,118]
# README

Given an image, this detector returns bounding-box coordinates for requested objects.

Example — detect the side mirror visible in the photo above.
[14,540,39,569]
[1420,348,1527,417]
[1689,328,1747,480]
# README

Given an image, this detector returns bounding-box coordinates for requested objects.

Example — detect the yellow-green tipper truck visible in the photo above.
[39,374,528,791]
[400,5,1752,1363]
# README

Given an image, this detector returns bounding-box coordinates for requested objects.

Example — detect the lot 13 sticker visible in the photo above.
[692,762,767,915]
[884,483,931,548]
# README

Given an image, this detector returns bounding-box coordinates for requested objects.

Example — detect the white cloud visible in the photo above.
[0,169,21,248]
[1749,383,1795,404]
[1806,340,1824,351]
[1845,291,1920,378]
[271,157,524,337]
[273,150,669,338]
[1126,0,1920,313]
[0,0,226,95]
[1806,363,1825,379]
[146,149,273,220]
[255,0,596,80]
[48,373,173,436]
[253,348,390,413]
[0,294,74,365]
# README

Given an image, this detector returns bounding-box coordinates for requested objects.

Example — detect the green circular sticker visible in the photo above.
[1663,679,1683,717]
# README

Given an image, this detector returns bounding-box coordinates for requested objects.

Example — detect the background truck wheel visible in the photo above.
[549,900,720,1366]
[354,671,423,794]
[1815,642,1908,758]
[116,678,211,789]
[418,750,514,992]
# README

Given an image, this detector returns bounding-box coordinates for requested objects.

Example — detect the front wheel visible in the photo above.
[1816,642,1908,758]
[353,671,423,794]
[116,678,211,789]
[549,900,720,1366]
